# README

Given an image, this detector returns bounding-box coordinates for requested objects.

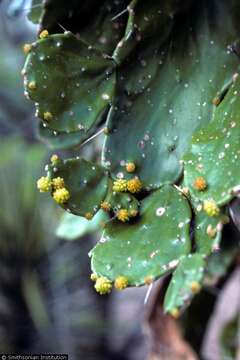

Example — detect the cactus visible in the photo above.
[56,210,108,240]
[31,0,129,54]
[183,76,240,206]
[23,32,116,140]
[90,185,191,286]
[37,121,102,150]
[45,157,109,217]
[24,1,240,313]
[163,254,205,315]
[194,210,225,256]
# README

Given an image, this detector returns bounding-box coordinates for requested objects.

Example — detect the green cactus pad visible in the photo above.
[112,0,194,64]
[109,191,139,215]
[205,247,239,282]
[38,0,129,55]
[56,210,108,240]
[183,77,240,206]
[90,185,191,286]
[163,253,205,314]
[23,32,115,135]
[47,157,109,216]
[37,122,100,150]
[194,210,224,256]
[103,3,239,189]
[28,0,43,24]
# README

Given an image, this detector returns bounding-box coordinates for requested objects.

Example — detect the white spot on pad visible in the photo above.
[101,93,110,100]
[156,207,166,216]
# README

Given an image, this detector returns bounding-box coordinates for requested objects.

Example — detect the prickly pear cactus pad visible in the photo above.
[56,210,108,240]
[37,122,100,150]
[32,0,129,55]
[25,1,240,310]
[90,185,191,286]
[103,3,240,188]
[47,158,109,217]
[163,254,205,315]
[183,76,240,205]
[194,210,224,256]
[23,32,115,136]
[28,0,43,24]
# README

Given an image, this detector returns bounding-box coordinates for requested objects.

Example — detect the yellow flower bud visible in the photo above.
[126,162,136,173]
[94,277,112,295]
[129,209,138,217]
[43,111,53,121]
[190,281,201,294]
[203,200,220,217]
[127,177,142,193]
[53,188,70,204]
[144,276,153,285]
[23,43,32,55]
[114,276,128,290]
[101,201,111,212]
[28,81,36,90]
[39,29,49,39]
[37,176,51,192]
[116,209,129,222]
[113,179,128,192]
[85,212,93,220]
[90,273,98,282]
[50,154,60,165]
[170,307,180,318]
[52,177,65,190]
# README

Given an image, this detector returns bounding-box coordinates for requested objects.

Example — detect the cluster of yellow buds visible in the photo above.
[116,209,129,222]
[113,175,143,194]
[203,199,220,217]
[127,177,142,193]
[52,176,69,204]
[114,276,128,290]
[52,188,70,204]
[39,29,49,39]
[85,212,93,220]
[91,274,128,293]
[113,179,128,192]
[37,176,51,192]
[100,201,111,212]
[52,177,65,189]
[94,277,112,295]
[37,172,70,205]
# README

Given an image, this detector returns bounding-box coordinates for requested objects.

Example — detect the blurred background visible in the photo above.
[0,1,239,359]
